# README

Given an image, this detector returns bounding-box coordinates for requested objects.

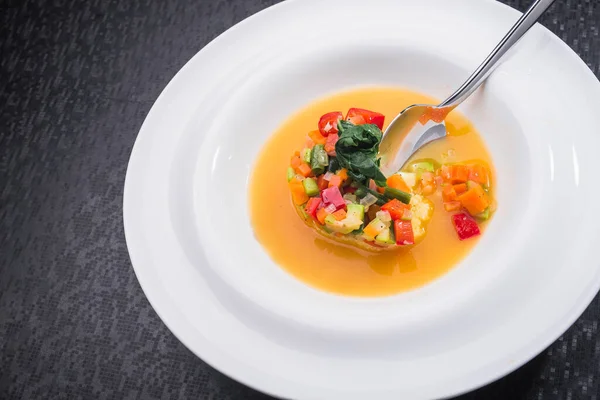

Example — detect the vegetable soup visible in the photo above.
[250,87,495,297]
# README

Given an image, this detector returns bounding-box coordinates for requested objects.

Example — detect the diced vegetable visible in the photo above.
[332,209,347,221]
[399,172,417,188]
[381,199,410,221]
[410,161,435,173]
[316,207,330,224]
[468,164,490,187]
[337,168,348,182]
[328,175,342,188]
[476,208,491,221]
[453,183,467,195]
[318,111,343,136]
[457,182,489,216]
[324,133,339,156]
[308,130,327,145]
[387,174,412,193]
[394,220,415,245]
[302,178,319,197]
[444,201,462,212]
[305,198,321,218]
[440,164,469,184]
[452,213,481,240]
[310,144,329,176]
[296,162,312,177]
[317,175,328,190]
[343,193,358,204]
[375,210,392,223]
[321,186,346,210]
[375,227,395,245]
[384,187,412,204]
[346,204,365,221]
[324,214,363,234]
[290,155,302,169]
[345,108,385,130]
[359,193,379,208]
[442,184,457,202]
[301,148,312,163]
[286,167,295,182]
[289,178,309,205]
[363,218,387,240]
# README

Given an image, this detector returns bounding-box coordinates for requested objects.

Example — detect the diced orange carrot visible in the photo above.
[289,181,308,205]
[308,130,326,145]
[441,164,469,184]
[468,164,490,187]
[376,186,385,194]
[337,168,348,182]
[450,165,469,183]
[317,175,328,191]
[328,175,343,188]
[332,209,347,221]
[457,183,489,215]
[387,174,411,193]
[422,185,435,196]
[453,183,467,195]
[296,163,312,177]
[444,201,462,212]
[316,207,329,224]
[293,150,301,157]
[442,184,457,202]
[290,155,301,169]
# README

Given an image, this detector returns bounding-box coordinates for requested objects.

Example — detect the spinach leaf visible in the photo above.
[335,122,387,186]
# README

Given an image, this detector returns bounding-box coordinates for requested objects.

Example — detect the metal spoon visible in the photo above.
[379,0,556,177]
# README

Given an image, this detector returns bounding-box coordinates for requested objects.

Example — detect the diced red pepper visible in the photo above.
[394,220,415,245]
[381,199,410,221]
[321,186,346,210]
[451,213,481,240]
[345,108,385,130]
[304,198,321,218]
[324,133,339,156]
[318,112,343,136]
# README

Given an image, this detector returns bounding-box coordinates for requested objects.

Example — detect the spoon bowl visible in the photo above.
[378,0,555,176]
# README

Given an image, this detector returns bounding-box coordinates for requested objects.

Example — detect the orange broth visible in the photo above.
[249,87,495,297]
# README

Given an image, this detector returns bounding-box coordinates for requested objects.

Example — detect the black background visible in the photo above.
[2,0,600,398]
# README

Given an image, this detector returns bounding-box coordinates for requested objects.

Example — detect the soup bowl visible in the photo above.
[124,0,600,398]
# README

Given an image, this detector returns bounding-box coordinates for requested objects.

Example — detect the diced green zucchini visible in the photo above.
[324,215,362,234]
[476,208,491,220]
[302,178,319,196]
[375,227,395,245]
[410,161,435,173]
[310,144,329,175]
[287,167,295,182]
[347,204,365,221]
[384,187,412,204]
[301,148,312,163]
[398,172,417,188]
[363,218,387,240]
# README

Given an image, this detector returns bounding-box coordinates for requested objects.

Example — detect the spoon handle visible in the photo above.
[439,0,556,108]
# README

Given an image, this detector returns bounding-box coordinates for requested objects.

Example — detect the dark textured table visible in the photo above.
[1,0,600,398]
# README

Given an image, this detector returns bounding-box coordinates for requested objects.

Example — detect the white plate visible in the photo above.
[123,0,600,398]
